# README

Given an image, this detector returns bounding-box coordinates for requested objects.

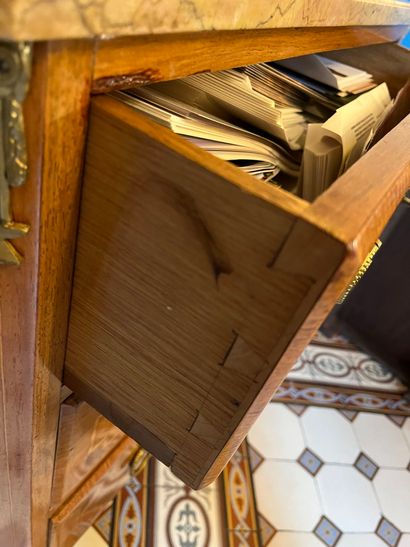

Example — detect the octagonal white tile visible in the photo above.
[353,413,410,467]
[317,465,380,532]
[254,460,321,531]
[374,469,410,532]
[301,407,360,463]
[248,403,305,460]
[269,532,323,546]
[338,534,386,546]
[400,535,410,546]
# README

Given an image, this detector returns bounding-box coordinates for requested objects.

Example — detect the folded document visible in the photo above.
[301,83,391,201]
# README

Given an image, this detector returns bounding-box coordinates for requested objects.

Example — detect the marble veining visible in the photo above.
[0,0,409,41]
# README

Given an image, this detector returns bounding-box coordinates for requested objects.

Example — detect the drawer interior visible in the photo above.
[109,41,410,205]
[64,42,410,488]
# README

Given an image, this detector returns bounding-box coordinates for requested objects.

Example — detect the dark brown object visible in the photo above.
[334,198,410,387]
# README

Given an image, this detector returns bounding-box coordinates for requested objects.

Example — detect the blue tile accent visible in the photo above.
[354,452,379,480]
[298,448,323,476]
[376,518,401,547]
[314,516,342,546]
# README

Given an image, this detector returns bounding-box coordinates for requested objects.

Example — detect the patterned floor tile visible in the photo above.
[228,530,260,547]
[354,452,379,480]
[254,461,321,532]
[286,354,317,382]
[374,470,410,532]
[376,517,401,547]
[75,337,410,547]
[353,413,410,468]
[301,407,360,464]
[314,516,342,546]
[258,513,276,546]
[270,532,324,546]
[387,415,407,428]
[248,443,264,473]
[354,357,405,393]
[287,403,307,416]
[223,442,259,533]
[286,339,407,394]
[93,505,113,543]
[248,403,305,460]
[317,465,380,532]
[111,462,151,547]
[297,448,323,476]
[337,533,386,546]
[339,409,358,422]
[152,484,224,547]
[309,348,359,387]
[274,381,410,415]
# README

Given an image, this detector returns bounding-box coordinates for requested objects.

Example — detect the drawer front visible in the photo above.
[50,396,125,514]
[65,45,410,488]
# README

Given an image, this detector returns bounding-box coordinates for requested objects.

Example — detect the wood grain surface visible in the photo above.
[49,437,137,547]
[64,97,345,488]
[50,397,125,515]
[32,41,94,547]
[92,26,407,93]
[0,41,93,547]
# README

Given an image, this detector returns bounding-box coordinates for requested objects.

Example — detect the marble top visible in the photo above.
[0,0,409,41]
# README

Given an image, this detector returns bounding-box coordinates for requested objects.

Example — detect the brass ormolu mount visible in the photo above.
[0,41,31,265]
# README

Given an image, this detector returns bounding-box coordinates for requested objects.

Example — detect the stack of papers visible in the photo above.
[114,87,300,184]
[277,55,376,95]
[301,83,391,201]
[112,53,391,199]
[181,70,310,150]
[245,63,342,117]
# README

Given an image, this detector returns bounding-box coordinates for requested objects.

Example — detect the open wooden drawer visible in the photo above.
[64,43,410,489]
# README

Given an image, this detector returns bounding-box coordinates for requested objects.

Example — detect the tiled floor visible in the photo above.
[249,402,410,546]
[74,335,410,547]
[75,441,260,547]
[287,344,406,393]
